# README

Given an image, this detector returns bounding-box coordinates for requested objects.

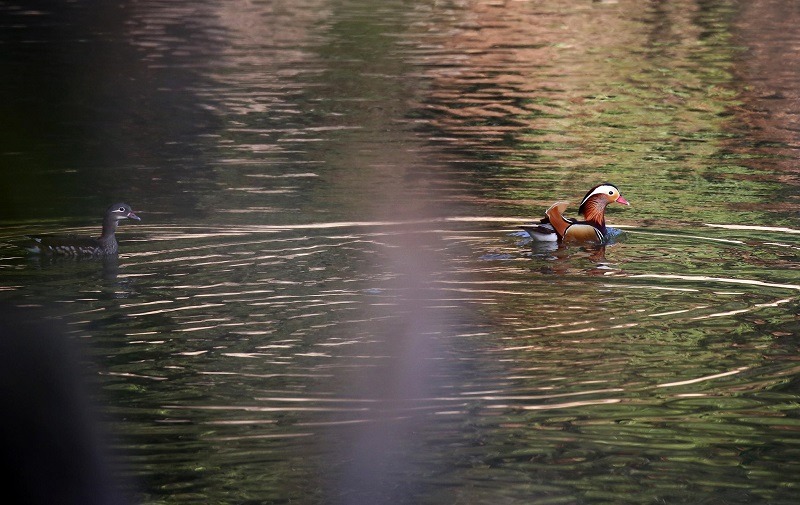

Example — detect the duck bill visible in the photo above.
[128,211,142,221]
[616,196,630,206]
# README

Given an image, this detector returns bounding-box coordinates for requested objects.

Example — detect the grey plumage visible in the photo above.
[24,203,141,256]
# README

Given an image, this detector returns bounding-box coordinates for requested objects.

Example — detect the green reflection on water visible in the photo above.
[3,0,800,504]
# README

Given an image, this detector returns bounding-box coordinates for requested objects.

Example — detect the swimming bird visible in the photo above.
[24,203,141,256]
[521,184,629,243]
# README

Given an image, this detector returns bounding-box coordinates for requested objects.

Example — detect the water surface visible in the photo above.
[1,0,799,504]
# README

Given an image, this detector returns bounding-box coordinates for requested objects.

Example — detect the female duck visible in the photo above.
[522,184,629,243]
[24,203,141,256]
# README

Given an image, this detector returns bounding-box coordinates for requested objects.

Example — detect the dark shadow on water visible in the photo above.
[0,305,134,505]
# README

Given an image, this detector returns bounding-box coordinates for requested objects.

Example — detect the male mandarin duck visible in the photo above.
[24,203,141,256]
[521,184,629,243]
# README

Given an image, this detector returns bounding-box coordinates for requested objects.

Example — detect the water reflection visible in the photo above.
[3,216,800,503]
[730,0,800,194]
[525,241,616,275]
[2,0,800,504]
[24,253,122,281]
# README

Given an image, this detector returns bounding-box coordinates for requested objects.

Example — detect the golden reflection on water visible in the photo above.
[656,367,750,388]
[630,274,800,293]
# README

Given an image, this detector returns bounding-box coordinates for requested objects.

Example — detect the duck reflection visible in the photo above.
[24,251,121,280]
[528,240,619,276]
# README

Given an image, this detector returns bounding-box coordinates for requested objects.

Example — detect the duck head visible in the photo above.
[100,203,141,239]
[577,184,629,227]
[107,203,141,222]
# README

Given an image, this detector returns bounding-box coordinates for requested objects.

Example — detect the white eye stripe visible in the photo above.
[591,185,616,196]
[581,185,618,205]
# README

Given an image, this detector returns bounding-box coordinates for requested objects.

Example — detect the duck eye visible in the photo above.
[118,207,126,212]
[608,191,614,195]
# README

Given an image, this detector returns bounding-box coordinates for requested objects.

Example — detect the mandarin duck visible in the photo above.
[24,203,141,256]
[521,184,629,243]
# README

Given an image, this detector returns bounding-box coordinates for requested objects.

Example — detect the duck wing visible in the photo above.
[23,235,102,255]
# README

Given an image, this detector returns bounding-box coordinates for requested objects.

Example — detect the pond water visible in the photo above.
[1,0,799,504]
